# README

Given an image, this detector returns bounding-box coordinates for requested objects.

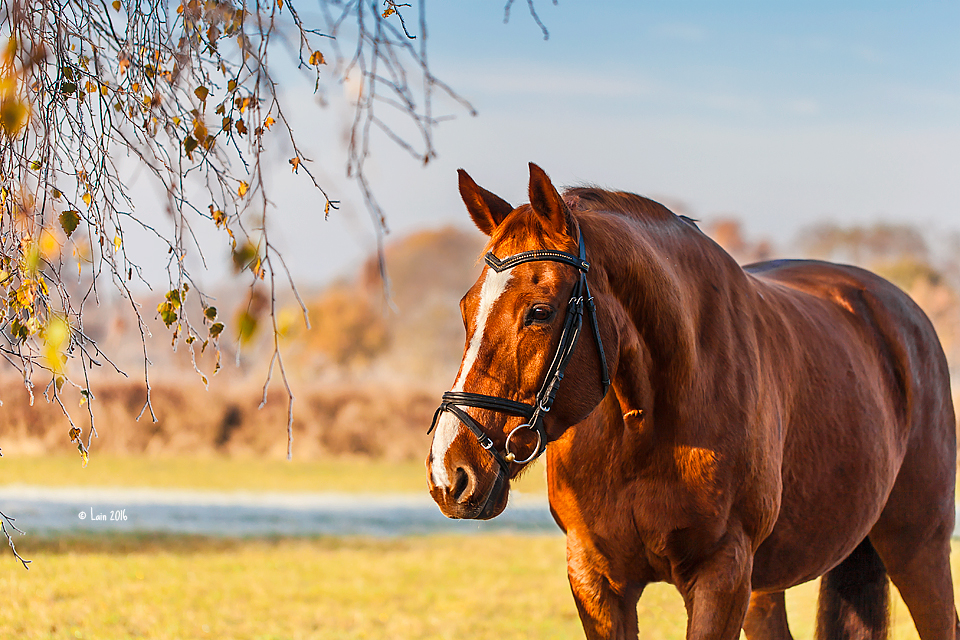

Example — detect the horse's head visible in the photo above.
[426,163,612,520]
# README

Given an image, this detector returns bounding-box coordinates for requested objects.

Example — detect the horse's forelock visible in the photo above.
[482,204,577,258]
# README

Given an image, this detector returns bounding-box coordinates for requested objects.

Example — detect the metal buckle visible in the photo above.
[504,423,542,464]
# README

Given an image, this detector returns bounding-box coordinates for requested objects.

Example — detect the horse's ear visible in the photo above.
[458,169,514,237]
[528,163,572,237]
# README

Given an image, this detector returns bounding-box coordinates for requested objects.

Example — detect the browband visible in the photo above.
[485,249,589,273]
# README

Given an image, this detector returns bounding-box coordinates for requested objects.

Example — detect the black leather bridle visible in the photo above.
[428,226,611,476]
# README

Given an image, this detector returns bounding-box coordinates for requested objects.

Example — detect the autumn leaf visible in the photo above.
[289,156,300,173]
[209,321,224,339]
[194,86,209,102]
[0,96,29,137]
[236,310,257,344]
[263,116,275,130]
[59,210,80,237]
[208,205,227,228]
[43,315,70,374]
[183,134,198,157]
[112,0,121,10]
[204,306,218,321]
[82,192,92,207]
[165,288,182,308]
[193,117,208,140]
[157,300,178,327]
[309,50,325,66]
[237,181,248,197]
[231,241,258,272]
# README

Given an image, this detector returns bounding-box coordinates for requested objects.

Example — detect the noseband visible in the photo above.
[428,227,611,475]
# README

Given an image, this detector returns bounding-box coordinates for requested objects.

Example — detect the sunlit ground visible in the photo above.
[3,534,958,640]
[1,456,958,639]
[0,452,549,495]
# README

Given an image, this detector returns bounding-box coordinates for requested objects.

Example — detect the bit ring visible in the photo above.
[504,423,542,465]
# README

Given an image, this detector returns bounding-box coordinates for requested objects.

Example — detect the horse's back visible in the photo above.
[742,258,956,591]
[745,258,953,429]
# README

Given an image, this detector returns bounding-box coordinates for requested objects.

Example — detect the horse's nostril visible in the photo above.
[452,466,470,502]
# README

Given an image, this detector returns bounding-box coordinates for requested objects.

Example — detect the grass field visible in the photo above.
[3,534,954,640]
[1,456,957,639]
[0,453,548,495]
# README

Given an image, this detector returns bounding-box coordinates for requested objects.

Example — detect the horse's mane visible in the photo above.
[485,186,701,256]
[563,187,682,225]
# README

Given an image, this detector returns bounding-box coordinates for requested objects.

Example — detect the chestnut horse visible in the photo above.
[425,163,958,640]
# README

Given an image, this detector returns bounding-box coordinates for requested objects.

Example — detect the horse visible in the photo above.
[425,163,958,640]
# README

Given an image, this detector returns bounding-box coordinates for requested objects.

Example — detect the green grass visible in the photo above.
[3,534,952,640]
[0,453,548,496]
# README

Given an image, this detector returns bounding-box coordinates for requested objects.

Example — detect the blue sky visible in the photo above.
[244,1,960,284]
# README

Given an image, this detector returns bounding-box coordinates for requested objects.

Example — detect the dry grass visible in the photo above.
[0,377,440,462]
[3,534,958,640]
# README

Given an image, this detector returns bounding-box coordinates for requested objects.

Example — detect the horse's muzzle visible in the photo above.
[427,457,509,520]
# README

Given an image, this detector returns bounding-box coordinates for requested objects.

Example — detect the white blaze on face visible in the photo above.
[430,266,514,487]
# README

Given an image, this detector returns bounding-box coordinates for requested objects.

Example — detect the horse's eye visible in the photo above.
[525,305,555,325]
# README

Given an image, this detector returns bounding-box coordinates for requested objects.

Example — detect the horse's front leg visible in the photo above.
[677,528,754,640]
[566,532,644,640]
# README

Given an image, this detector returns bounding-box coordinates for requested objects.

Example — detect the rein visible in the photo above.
[428,227,611,476]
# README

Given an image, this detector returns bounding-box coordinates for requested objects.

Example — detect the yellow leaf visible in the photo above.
[114,234,122,251]
[289,157,300,173]
[112,0,121,10]
[263,116,275,130]
[237,181,248,197]
[69,426,81,442]
[82,192,92,207]
[309,50,325,66]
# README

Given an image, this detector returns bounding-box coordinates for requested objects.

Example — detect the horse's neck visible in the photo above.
[584,214,752,425]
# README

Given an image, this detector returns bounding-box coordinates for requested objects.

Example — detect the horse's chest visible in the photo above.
[549,469,729,583]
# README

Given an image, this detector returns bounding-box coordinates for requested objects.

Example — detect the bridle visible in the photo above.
[427,225,611,476]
